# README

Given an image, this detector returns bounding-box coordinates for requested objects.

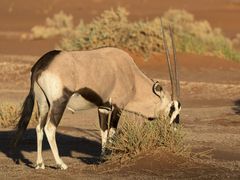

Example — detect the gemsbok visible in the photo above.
[12,24,181,170]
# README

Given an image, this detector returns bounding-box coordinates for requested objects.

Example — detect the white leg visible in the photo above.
[35,89,48,170]
[35,123,45,169]
[100,129,108,156]
[44,121,68,170]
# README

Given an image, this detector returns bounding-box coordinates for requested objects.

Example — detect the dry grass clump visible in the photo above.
[0,103,38,128]
[25,7,240,61]
[0,103,19,128]
[106,113,187,160]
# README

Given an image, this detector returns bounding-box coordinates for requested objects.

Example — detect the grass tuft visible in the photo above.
[0,103,38,128]
[106,113,188,160]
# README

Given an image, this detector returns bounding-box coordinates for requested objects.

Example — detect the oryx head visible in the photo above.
[152,21,181,124]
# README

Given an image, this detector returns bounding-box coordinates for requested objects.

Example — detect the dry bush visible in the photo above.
[60,7,240,61]
[22,11,73,39]
[60,7,130,50]
[106,113,187,160]
[163,9,240,61]
[0,103,38,128]
[25,7,240,61]
[0,103,20,128]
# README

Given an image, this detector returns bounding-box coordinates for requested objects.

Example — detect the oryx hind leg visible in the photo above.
[35,83,49,169]
[44,96,69,170]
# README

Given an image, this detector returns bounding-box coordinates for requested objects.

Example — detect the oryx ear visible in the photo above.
[153,81,163,98]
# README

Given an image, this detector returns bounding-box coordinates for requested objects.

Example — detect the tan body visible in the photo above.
[13,24,181,170]
[37,48,170,118]
[13,47,180,170]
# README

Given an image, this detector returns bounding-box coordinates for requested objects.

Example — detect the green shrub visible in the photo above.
[106,113,187,159]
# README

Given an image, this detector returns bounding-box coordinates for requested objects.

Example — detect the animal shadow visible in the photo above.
[0,128,102,167]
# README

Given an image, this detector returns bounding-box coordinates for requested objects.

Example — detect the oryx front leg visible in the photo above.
[108,106,121,143]
[98,107,112,156]
[44,100,68,170]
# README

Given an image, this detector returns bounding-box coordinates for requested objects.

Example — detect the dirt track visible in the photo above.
[0,0,240,179]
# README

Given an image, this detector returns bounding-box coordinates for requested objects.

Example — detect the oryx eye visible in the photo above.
[152,81,163,97]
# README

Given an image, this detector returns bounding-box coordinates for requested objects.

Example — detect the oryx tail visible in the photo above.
[11,75,35,148]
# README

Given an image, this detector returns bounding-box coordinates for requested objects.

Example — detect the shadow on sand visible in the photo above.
[0,128,102,168]
[233,99,240,115]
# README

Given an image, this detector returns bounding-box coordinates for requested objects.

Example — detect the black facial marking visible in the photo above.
[173,114,180,124]
[169,104,175,118]
[178,101,181,109]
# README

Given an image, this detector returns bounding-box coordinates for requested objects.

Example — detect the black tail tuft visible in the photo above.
[11,89,35,148]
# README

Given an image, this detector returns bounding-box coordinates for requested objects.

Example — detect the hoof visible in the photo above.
[35,163,45,169]
[57,163,68,170]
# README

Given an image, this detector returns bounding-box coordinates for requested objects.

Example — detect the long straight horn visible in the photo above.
[161,19,176,100]
[169,26,180,98]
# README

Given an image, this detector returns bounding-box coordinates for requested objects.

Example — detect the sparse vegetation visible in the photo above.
[25,7,240,61]
[22,11,73,40]
[0,103,38,128]
[106,113,187,160]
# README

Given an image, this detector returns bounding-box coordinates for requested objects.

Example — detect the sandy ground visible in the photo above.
[0,0,240,179]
